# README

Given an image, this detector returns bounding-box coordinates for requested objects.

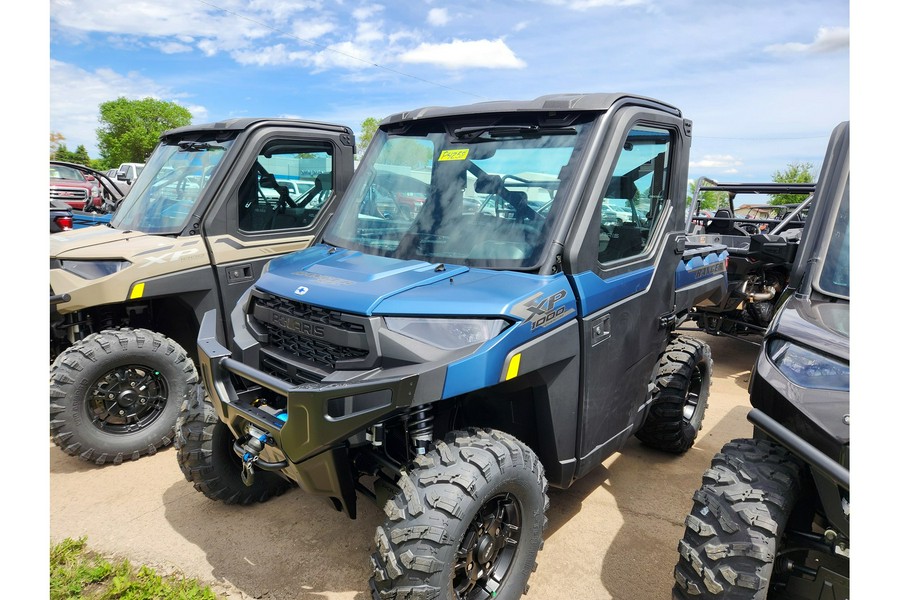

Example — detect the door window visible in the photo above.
[597,125,671,263]
[238,142,334,232]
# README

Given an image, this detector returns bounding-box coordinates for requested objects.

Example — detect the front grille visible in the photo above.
[256,294,365,333]
[251,292,372,381]
[262,324,367,370]
[50,187,88,201]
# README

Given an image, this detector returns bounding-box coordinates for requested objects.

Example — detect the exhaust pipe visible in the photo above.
[739,280,776,302]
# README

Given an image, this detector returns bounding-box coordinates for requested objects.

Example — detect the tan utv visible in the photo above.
[49,118,356,465]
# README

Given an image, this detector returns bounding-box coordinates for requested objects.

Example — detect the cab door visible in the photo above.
[565,109,690,477]
[203,128,352,341]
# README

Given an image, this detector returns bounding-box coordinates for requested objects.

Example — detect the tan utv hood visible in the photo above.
[50,227,156,259]
[50,228,211,313]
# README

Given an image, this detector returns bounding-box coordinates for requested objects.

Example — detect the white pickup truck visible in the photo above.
[114,162,145,196]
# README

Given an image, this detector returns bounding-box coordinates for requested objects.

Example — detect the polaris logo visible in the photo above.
[271,311,325,338]
[295,286,309,296]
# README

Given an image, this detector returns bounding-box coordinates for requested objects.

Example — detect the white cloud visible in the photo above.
[765,26,850,55]
[152,41,192,54]
[292,21,335,41]
[427,8,450,26]
[352,4,384,21]
[690,155,743,171]
[232,44,311,66]
[355,19,386,44]
[310,41,378,71]
[399,39,526,69]
[49,60,207,157]
[50,0,331,61]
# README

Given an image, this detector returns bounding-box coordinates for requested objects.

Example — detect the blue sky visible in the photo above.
[47,0,849,184]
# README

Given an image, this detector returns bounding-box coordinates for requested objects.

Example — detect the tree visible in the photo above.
[50,131,66,157]
[96,97,192,167]
[52,143,92,166]
[770,161,814,205]
[380,139,433,168]
[687,180,729,211]
[358,117,380,156]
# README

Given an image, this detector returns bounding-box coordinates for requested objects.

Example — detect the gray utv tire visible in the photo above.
[370,428,548,600]
[175,385,293,504]
[49,328,197,465]
[637,335,712,453]
[673,439,803,599]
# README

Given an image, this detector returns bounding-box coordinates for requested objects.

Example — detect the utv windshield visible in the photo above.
[111,137,233,234]
[816,178,849,299]
[323,116,595,269]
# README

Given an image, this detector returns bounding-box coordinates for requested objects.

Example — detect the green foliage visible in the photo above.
[358,117,380,156]
[50,537,217,600]
[378,138,434,168]
[770,161,814,205]
[53,144,92,166]
[96,97,192,167]
[687,180,729,211]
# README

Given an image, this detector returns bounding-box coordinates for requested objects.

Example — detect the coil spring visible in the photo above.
[407,404,434,454]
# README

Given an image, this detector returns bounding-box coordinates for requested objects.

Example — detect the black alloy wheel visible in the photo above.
[454,492,523,598]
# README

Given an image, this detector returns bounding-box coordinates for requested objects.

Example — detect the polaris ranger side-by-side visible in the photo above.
[673,121,849,600]
[175,93,729,599]
[49,118,356,465]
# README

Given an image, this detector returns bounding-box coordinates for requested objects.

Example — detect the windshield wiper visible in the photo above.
[451,125,576,142]
[177,141,225,152]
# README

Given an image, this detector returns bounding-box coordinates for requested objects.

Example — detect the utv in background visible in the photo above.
[673,121,849,600]
[685,180,815,340]
[50,118,355,465]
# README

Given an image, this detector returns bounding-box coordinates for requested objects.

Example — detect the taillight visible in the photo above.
[56,216,74,231]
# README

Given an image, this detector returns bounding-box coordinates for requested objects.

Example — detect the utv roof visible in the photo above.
[161,118,352,142]
[697,182,816,195]
[381,93,682,126]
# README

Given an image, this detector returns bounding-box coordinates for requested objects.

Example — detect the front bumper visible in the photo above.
[197,309,423,507]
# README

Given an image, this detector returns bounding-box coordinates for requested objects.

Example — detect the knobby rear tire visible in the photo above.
[637,334,712,453]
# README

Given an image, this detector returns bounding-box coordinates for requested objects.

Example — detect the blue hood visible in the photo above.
[255,244,566,318]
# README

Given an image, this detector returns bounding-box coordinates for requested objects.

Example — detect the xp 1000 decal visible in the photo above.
[513,290,576,331]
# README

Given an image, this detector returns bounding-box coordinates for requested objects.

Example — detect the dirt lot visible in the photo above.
[49,332,759,600]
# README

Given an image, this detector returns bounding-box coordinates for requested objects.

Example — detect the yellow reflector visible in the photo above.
[130,282,145,299]
[505,353,521,381]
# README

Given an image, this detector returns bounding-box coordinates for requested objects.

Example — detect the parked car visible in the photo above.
[276,178,315,200]
[49,200,74,233]
[50,163,102,210]
[114,162,145,196]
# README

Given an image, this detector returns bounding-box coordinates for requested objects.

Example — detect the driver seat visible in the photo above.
[704,209,733,235]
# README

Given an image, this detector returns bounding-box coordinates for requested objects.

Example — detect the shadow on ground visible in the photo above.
[162,478,380,600]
